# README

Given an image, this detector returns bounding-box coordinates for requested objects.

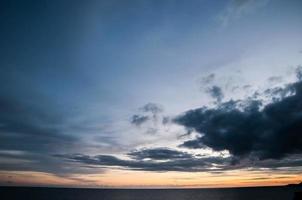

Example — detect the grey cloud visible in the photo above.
[162,116,170,125]
[55,151,231,172]
[55,152,302,173]
[206,86,224,103]
[263,86,293,103]
[140,103,163,114]
[296,65,302,81]
[131,115,149,126]
[201,73,215,85]
[268,76,283,83]
[218,0,270,26]
[55,148,302,172]
[179,138,206,149]
[130,103,164,127]
[243,85,252,89]
[128,148,193,160]
[145,128,158,135]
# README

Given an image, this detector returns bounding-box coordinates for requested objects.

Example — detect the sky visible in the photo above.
[0,0,302,188]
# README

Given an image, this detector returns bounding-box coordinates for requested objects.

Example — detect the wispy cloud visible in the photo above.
[218,0,270,26]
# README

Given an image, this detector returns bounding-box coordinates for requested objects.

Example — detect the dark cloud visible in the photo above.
[128,148,193,160]
[264,87,287,97]
[55,151,231,172]
[175,77,302,161]
[206,86,224,103]
[56,148,302,172]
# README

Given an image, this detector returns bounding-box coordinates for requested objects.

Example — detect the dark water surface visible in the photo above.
[1,186,301,200]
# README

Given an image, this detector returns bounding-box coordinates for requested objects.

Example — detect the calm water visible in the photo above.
[1,186,301,200]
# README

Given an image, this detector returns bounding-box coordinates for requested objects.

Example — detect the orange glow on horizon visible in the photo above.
[0,169,301,188]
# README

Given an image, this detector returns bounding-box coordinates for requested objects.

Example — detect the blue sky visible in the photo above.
[0,0,302,187]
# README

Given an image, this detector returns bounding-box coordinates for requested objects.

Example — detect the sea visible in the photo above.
[1,186,301,200]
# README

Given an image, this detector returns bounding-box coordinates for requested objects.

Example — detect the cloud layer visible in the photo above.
[55,148,231,172]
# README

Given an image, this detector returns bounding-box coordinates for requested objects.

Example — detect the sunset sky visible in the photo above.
[0,0,302,188]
